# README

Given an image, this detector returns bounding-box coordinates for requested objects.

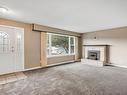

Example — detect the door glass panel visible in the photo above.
[0,32,9,53]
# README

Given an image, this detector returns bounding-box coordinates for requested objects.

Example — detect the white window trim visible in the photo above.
[47,33,75,57]
[73,36,76,54]
[69,37,71,54]
[49,34,52,56]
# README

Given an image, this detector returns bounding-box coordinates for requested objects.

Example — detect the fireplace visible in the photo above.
[87,50,100,60]
[81,45,110,67]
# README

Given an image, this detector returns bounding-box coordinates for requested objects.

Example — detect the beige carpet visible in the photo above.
[0,62,127,95]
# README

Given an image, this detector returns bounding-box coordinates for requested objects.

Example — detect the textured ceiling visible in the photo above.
[0,0,127,33]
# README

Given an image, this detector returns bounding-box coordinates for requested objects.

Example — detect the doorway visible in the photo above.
[0,25,24,75]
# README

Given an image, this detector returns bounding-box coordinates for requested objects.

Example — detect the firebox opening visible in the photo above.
[87,50,100,60]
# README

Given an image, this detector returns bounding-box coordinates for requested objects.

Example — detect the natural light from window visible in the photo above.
[47,33,75,57]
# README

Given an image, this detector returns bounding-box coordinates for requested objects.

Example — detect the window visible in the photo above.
[47,33,75,57]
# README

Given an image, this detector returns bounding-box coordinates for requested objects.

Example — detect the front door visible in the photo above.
[0,25,24,75]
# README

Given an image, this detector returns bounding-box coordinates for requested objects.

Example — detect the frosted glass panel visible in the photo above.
[0,32,9,53]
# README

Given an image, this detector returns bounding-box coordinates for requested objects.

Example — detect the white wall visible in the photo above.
[82,27,127,67]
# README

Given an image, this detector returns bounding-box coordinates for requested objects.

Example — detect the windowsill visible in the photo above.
[47,54,75,58]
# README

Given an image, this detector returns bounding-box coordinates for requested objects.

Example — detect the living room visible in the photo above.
[0,0,127,95]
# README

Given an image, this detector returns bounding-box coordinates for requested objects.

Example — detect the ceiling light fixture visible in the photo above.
[0,6,8,13]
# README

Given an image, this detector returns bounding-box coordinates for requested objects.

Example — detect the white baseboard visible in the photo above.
[110,64,127,68]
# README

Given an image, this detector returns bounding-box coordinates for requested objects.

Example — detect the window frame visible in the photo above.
[47,33,75,57]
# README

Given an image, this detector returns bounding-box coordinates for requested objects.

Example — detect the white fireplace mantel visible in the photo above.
[81,45,110,67]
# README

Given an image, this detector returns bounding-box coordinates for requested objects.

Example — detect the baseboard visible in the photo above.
[47,60,76,67]
[109,64,127,68]
[23,60,76,72]
[23,66,42,71]
[0,61,77,75]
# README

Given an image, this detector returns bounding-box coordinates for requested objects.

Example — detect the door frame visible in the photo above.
[0,25,24,74]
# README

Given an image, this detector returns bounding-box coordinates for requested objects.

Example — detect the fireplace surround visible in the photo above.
[81,45,110,67]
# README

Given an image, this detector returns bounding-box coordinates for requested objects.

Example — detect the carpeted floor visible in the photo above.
[0,62,127,95]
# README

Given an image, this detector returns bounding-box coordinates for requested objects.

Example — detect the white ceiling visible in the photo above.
[0,0,127,33]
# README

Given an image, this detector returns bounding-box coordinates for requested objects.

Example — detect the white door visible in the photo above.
[0,25,24,75]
